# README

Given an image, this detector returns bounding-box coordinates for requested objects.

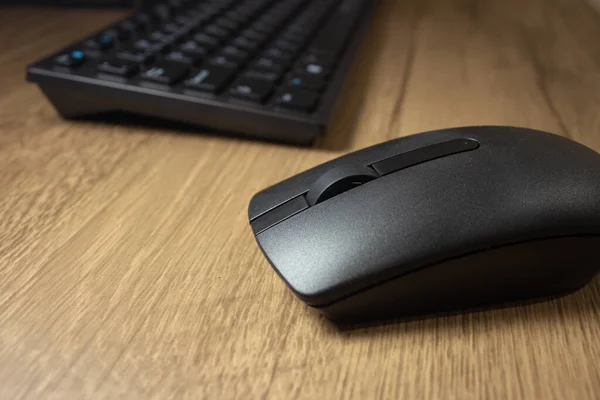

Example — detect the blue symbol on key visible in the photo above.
[71,50,84,59]
[291,77,302,86]
[99,35,112,44]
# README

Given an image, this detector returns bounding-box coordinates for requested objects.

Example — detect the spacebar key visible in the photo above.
[308,0,365,57]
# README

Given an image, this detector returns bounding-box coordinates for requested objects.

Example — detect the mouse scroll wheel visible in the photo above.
[306,166,379,206]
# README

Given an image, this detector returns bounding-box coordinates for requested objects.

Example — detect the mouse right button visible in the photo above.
[371,138,480,175]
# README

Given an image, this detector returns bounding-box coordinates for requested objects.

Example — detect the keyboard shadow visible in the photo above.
[81,111,305,147]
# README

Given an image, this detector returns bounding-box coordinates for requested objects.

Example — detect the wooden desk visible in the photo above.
[1,0,600,398]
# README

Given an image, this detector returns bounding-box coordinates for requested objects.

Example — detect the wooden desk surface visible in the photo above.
[1,0,600,398]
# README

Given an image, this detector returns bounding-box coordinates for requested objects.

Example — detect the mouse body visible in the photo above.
[248,126,600,324]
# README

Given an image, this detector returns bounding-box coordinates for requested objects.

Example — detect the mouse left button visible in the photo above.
[251,196,309,235]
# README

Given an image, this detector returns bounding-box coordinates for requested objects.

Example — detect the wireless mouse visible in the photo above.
[248,126,600,324]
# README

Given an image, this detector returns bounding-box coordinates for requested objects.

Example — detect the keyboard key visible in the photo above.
[221,46,249,61]
[154,42,172,53]
[166,50,202,65]
[54,50,86,68]
[178,40,206,55]
[263,47,294,62]
[140,61,189,86]
[104,27,129,41]
[193,32,220,48]
[162,22,184,34]
[234,5,259,18]
[68,50,86,65]
[166,0,184,9]
[134,39,168,53]
[184,66,235,93]
[134,13,154,30]
[118,20,138,37]
[188,14,209,28]
[209,55,241,69]
[232,36,260,51]
[197,3,223,15]
[174,14,195,25]
[244,69,281,82]
[116,45,154,64]
[98,33,115,48]
[287,74,325,90]
[287,24,312,37]
[250,21,275,34]
[84,34,114,51]
[229,78,273,103]
[205,24,230,39]
[279,32,305,45]
[297,62,330,77]
[152,4,171,20]
[241,29,267,42]
[134,39,152,50]
[281,29,306,42]
[161,22,189,39]
[252,57,284,73]
[97,57,139,77]
[262,9,287,22]
[149,30,172,42]
[223,10,252,23]
[275,87,318,112]
[255,16,278,28]
[273,39,299,53]
[215,17,240,31]
[306,63,325,74]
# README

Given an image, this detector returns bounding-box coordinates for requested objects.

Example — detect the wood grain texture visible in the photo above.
[1,0,600,398]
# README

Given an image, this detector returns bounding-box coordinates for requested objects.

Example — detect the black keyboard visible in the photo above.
[26,0,378,145]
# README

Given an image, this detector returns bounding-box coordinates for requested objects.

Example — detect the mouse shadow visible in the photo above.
[303,275,600,337]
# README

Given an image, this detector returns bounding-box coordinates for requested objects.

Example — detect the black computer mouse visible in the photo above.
[248,126,600,324]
